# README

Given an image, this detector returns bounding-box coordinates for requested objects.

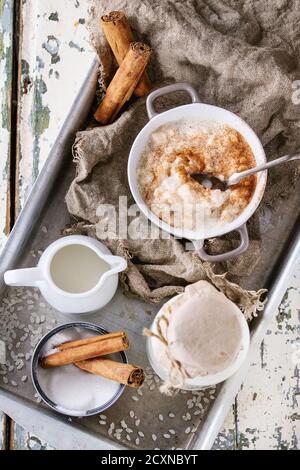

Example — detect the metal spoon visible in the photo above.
[192,153,300,191]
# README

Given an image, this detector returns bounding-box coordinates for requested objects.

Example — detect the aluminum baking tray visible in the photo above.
[0,57,299,450]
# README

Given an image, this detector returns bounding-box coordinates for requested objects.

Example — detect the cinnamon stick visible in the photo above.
[41,332,129,368]
[76,358,145,388]
[57,331,126,351]
[94,42,151,124]
[101,11,151,97]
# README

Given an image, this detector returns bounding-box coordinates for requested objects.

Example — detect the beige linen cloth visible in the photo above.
[66,0,300,319]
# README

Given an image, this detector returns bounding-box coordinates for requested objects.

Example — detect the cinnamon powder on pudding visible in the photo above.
[137,120,256,232]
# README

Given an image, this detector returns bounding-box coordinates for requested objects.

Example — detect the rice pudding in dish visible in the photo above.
[137,119,257,231]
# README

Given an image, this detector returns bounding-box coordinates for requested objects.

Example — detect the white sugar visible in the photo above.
[37,328,120,413]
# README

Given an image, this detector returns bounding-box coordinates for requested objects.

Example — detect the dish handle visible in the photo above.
[192,224,249,262]
[4,267,43,287]
[146,82,200,120]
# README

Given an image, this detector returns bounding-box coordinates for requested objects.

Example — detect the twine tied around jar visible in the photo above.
[143,310,192,396]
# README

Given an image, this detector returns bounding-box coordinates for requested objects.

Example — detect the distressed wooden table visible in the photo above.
[0,0,299,450]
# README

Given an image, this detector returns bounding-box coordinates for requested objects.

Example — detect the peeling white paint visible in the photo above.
[235,264,300,449]
[17,0,94,213]
[17,0,38,207]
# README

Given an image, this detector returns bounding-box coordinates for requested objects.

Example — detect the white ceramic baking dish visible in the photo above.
[128,83,267,262]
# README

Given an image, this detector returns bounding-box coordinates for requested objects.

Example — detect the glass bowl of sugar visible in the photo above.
[31,322,127,417]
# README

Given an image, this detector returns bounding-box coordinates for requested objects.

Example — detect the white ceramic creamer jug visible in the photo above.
[4,235,127,314]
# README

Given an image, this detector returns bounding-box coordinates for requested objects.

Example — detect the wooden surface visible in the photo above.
[0,0,299,450]
[214,265,300,450]
[0,0,13,251]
